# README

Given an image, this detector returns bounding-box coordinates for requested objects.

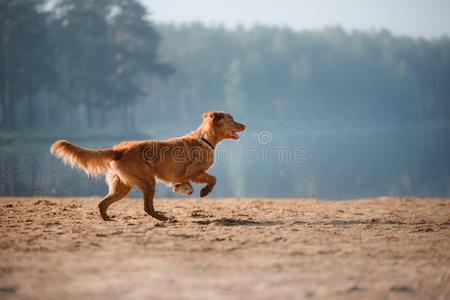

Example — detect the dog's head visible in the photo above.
[202,111,246,141]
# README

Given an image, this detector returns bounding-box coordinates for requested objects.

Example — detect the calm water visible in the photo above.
[1,127,449,199]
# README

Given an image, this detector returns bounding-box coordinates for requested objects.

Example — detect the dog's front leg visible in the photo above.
[172,163,212,196]
[171,162,203,195]
[192,172,217,197]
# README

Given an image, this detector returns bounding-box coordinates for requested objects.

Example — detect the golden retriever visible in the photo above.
[51,111,246,221]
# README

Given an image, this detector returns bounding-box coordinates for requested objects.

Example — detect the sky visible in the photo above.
[141,0,450,38]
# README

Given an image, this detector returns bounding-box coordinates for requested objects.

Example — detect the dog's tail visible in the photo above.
[50,140,121,177]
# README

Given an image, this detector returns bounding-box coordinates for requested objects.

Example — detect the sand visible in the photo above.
[0,197,449,300]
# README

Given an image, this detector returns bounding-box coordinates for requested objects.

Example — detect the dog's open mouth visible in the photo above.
[226,122,246,140]
[227,131,241,139]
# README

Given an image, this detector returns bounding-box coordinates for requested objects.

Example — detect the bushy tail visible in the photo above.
[50,140,120,177]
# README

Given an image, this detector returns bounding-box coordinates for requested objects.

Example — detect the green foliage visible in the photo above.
[225,58,244,113]
[0,0,172,130]
[0,0,55,128]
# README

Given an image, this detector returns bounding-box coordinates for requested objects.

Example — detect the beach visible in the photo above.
[0,197,449,299]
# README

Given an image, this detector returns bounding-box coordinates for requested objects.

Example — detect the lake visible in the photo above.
[1,126,449,199]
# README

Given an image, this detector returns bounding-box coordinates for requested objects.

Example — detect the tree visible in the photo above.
[49,0,173,130]
[224,58,244,113]
[108,0,174,129]
[50,0,116,128]
[0,0,54,128]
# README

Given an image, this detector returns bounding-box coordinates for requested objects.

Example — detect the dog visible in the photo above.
[51,111,246,221]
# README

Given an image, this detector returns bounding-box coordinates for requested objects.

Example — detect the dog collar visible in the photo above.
[200,137,215,150]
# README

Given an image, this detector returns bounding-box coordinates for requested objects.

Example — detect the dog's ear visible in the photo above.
[203,112,213,121]
[203,112,224,126]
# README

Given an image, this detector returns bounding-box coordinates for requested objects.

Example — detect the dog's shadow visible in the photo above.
[292,219,410,225]
[194,218,413,227]
[193,217,283,226]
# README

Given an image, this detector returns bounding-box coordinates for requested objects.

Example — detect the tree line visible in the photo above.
[1,0,449,134]
[148,24,450,130]
[0,0,172,131]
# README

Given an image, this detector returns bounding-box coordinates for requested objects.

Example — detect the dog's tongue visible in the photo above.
[228,132,240,139]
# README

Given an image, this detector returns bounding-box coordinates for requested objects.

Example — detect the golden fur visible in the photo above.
[51,111,246,221]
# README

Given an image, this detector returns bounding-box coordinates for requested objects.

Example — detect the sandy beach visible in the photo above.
[0,197,449,299]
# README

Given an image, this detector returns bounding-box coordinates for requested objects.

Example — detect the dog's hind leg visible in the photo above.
[138,178,172,221]
[98,174,131,221]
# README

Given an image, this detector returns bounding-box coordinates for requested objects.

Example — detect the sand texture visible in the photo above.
[0,197,449,300]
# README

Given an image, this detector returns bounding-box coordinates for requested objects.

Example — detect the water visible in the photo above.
[1,127,449,199]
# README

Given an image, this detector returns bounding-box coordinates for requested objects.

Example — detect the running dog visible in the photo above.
[51,111,246,221]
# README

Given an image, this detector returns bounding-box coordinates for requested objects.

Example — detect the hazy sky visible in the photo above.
[141,0,450,38]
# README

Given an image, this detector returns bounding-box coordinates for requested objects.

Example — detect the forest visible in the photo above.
[1,0,449,135]
[0,0,173,132]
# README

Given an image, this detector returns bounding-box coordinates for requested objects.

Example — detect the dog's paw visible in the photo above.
[158,214,178,223]
[154,214,168,221]
[173,183,194,195]
[150,211,178,222]
[200,186,213,197]
[100,214,115,221]
[167,216,178,223]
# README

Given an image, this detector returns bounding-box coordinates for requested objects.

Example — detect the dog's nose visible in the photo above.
[237,122,246,131]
